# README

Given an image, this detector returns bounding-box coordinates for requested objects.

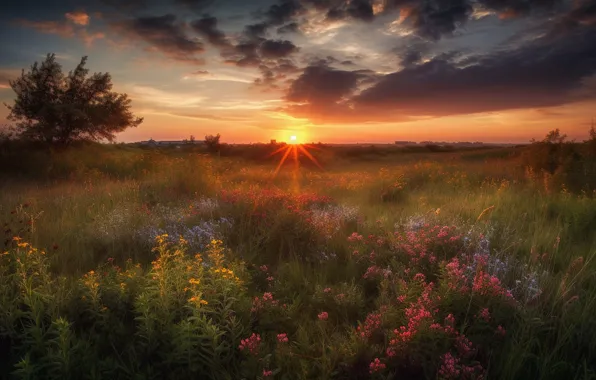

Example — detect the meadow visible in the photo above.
[1,141,596,380]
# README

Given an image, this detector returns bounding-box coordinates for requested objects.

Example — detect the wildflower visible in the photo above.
[369,358,386,374]
[318,311,328,321]
[239,333,261,355]
[496,325,506,337]
[438,352,461,379]
[397,295,406,303]
[189,278,201,285]
[323,287,332,293]
[478,308,490,322]
[455,335,475,358]
[259,265,269,272]
[357,312,382,341]
[277,333,289,343]
[263,369,273,377]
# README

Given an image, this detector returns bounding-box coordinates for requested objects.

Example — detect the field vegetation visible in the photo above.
[1,131,596,379]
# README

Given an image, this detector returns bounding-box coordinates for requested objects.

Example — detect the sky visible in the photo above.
[1,0,595,144]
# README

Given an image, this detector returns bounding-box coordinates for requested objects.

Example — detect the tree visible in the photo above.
[189,135,196,143]
[204,133,221,152]
[4,53,143,145]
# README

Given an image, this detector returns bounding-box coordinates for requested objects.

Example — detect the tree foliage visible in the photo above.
[4,53,143,145]
[205,133,221,152]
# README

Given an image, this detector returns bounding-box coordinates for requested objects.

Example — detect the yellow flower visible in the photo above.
[189,278,200,285]
[12,236,22,242]
[200,300,208,305]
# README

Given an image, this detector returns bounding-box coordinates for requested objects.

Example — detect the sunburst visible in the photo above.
[268,142,324,177]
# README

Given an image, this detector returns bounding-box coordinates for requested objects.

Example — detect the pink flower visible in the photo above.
[277,333,289,343]
[259,265,269,272]
[438,352,461,379]
[239,333,261,355]
[263,369,273,377]
[414,273,426,282]
[397,295,406,303]
[369,358,386,374]
[356,312,382,341]
[478,308,490,322]
[318,311,329,321]
[496,325,506,337]
[323,287,332,293]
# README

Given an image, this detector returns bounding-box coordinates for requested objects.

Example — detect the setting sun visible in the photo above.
[289,135,297,143]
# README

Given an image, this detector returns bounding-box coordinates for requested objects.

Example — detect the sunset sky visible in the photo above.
[1,0,595,143]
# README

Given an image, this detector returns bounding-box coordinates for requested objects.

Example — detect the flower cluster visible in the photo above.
[251,292,279,313]
[239,333,261,355]
[356,312,382,341]
[369,358,386,374]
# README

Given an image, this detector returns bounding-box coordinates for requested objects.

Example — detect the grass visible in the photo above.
[1,144,596,379]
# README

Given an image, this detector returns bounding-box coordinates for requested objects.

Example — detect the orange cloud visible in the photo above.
[18,12,104,47]
[65,11,90,26]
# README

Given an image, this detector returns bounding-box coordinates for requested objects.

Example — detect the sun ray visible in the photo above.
[267,145,289,158]
[298,144,324,170]
[273,145,292,176]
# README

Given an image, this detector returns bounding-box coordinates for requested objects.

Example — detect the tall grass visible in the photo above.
[1,144,596,379]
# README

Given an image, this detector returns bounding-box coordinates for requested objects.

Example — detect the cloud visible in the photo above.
[16,12,105,47]
[131,85,207,107]
[244,0,304,38]
[278,20,596,123]
[354,27,596,117]
[113,14,204,64]
[174,0,214,12]
[0,71,17,90]
[190,16,232,48]
[18,19,76,37]
[259,39,299,58]
[277,22,301,34]
[65,11,90,26]
[347,0,375,21]
[282,63,375,120]
[389,0,473,40]
[222,41,261,67]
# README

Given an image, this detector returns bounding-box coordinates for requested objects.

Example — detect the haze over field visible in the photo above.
[1,0,596,143]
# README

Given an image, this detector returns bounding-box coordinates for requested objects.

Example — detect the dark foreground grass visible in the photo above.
[1,145,596,380]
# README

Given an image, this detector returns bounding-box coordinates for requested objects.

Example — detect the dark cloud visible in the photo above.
[113,14,204,64]
[259,39,299,58]
[550,0,596,35]
[244,22,269,38]
[353,27,596,117]
[282,63,378,120]
[222,41,261,67]
[254,58,301,89]
[174,0,214,12]
[347,0,375,21]
[190,16,231,48]
[391,0,473,40]
[476,0,561,17]
[277,22,301,34]
[243,0,304,38]
[263,0,304,26]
